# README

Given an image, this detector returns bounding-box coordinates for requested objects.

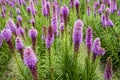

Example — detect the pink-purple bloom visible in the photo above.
[92,38,105,59]
[23,47,38,80]
[118,9,120,16]
[0,34,4,47]
[104,57,112,80]
[86,27,93,54]
[45,26,54,49]
[74,0,80,18]
[16,8,21,15]
[61,5,69,26]
[15,37,24,51]
[73,19,84,52]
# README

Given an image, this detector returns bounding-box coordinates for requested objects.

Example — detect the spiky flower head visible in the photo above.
[29,27,38,39]
[15,37,24,51]
[23,47,37,67]
[104,57,112,80]
[92,38,105,59]
[1,29,12,42]
[45,25,54,49]
[16,8,21,15]
[86,27,93,54]
[6,18,17,33]
[61,5,69,26]
[73,19,84,52]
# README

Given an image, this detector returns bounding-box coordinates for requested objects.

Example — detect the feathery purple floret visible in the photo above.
[110,0,117,13]
[104,57,112,80]
[73,19,84,52]
[26,6,31,13]
[29,27,38,39]
[118,9,120,16]
[16,8,21,15]
[17,15,22,24]
[74,0,80,18]
[16,26,24,36]
[61,5,69,26]
[45,26,54,49]
[6,18,17,34]
[101,14,107,28]
[1,29,12,42]
[92,38,105,59]
[24,47,37,67]
[51,3,58,34]
[15,37,24,51]
[86,27,92,54]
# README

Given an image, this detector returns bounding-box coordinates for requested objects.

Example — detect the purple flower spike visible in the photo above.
[26,6,31,13]
[45,25,54,49]
[30,0,36,17]
[74,0,80,18]
[107,19,114,27]
[31,18,35,27]
[1,29,14,52]
[110,0,117,13]
[73,19,84,52]
[87,6,90,16]
[45,1,50,16]
[70,0,74,10]
[86,27,92,54]
[15,37,24,59]
[16,8,21,15]
[118,9,120,16]
[61,5,69,27]
[6,18,17,36]
[23,47,38,80]
[101,14,107,28]
[1,29,12,42]
[2,5,6,13]
[42,5,48,16]
[29,27,38,51]
[1,11,5,18]
[17,15,22,25]
[92,38,105,59]
[0,34,4,47]
[104,57,112,80]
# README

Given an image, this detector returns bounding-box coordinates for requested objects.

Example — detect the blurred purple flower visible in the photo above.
[23,47,38,80]
[104,57,112,80]
[92,38,105,59]
[45,25,54,49]
[1,11,5,18]
[17,15,22,25]
[107,18,114,27]
[73,19,84,52]
[87,6,90,16]
[16,8,21,15]
[42,26,47,40]
[61,5,69,27]
[26,6,31,13]
[101,14,107,28]
[29,27,38,51]
[6,18,17,36]
[74,0,80,18]
[60,22,64,35]
[70,0,74,10]
[86,27,92,54]
[118,9,120,16]
[110,0,117,13]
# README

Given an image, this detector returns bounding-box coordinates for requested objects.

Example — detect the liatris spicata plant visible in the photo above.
[0,34,4,47]
[29,27,38,52]
[118,9,120,16]
[98,4,105,15]
[73,19,84,54]
[104,57,112,80]
[92,38,105,60]
[74,0,80,18]
[31,18,35,27]
[16,8,21,15]
[70,0,74,10]
[6,18,17,36]
[110,0,117,13]
[51,3,58,35]
[23,47,38,80]
[45,25,54,49]
[26,6,31,14]
[2,5,6,13]
[86,27,93,54]
[17,15,22,26]
[45,0,50,17]
[29,0,36,17]
[93,1,99,16]
[42,5,48,16]
[61,5,69,27]
[42,26,47,41]
[87,6,90,16]
[1,29,14,52]
[1,11,5,18]
[15,37,24,59]
[101,14,107,28]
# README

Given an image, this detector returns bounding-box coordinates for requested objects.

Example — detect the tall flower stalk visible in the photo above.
[23,47,38,80]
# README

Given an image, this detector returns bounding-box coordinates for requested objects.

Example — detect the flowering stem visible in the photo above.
[48,48,53,80]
